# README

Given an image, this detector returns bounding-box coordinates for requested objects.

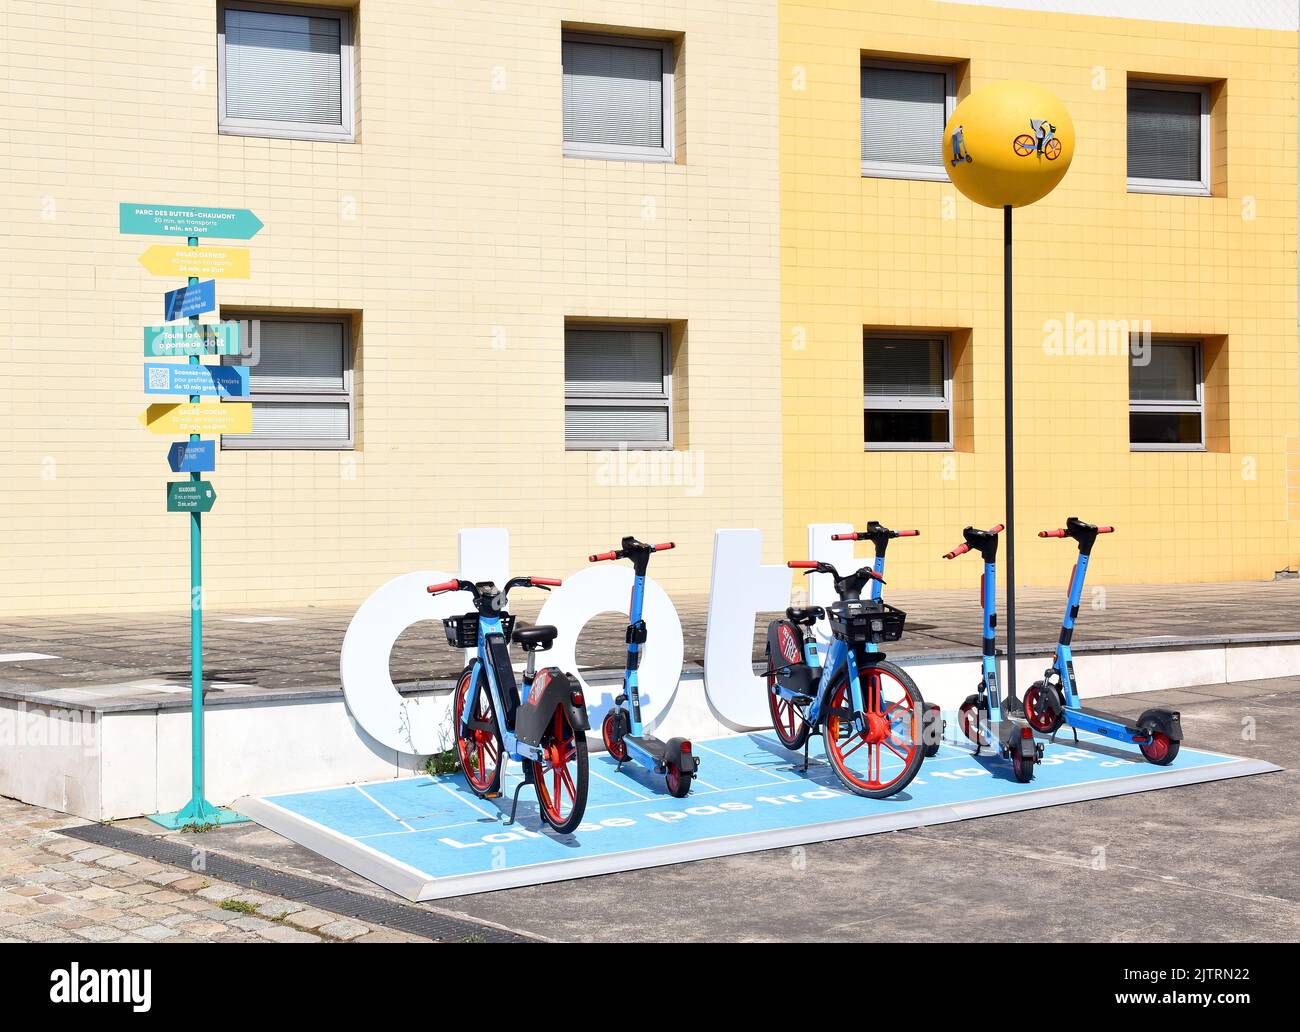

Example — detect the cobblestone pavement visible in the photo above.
[0,798,423,943]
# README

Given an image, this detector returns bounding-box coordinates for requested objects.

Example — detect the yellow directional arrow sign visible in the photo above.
[139,403,253,435]
[138,245,251,279]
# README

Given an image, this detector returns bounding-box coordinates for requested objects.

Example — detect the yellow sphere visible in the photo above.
[944,80,1074,208]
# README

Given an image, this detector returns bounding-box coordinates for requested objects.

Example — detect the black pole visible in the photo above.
[1003,203,1018,708]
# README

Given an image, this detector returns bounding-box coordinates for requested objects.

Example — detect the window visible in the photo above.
[863,334,951,449]
[860,60,954,181]
[1127,82,1209,195]
[224,316,354,449]
[1130,339,1204,450]
[565,325,672,449]
[218,2,354,142]
[562,32,675,161]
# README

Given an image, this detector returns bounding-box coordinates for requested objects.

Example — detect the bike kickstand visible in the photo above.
[800,737,810,773]
[503,779,529,826]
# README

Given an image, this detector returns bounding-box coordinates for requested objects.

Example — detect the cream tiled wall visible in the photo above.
[0,1,783,614]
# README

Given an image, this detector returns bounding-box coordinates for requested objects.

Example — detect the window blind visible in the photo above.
[565,406,670,445]
[1128,87,1201,182]
[251,321,346,393]
[563,38,664,150]
[565,328,666,397]
[861,65,946,168]
[243,401,350,441]
[863,337,946,399]
[225,8,344,126]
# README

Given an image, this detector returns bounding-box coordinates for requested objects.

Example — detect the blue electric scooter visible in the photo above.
[944,524,1041,782]
[590,536,699,797]
[1022,518,1183,764]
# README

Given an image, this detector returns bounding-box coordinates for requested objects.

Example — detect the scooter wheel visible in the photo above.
[1011,748,1035,783]
[921,702,942,758]
[601,709,629,762]
[1138,720,1180,766]
[958,694,984,746]
[1023,682,1064,734]
[665,762,692,798]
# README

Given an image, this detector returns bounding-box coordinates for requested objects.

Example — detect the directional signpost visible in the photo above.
[138,245,250,280]
[144,363,249,398]
[168,441,216,474]
[163,280,216,321]
[121,201,263,830]
[119,203,264,240]
[167,481,217,513]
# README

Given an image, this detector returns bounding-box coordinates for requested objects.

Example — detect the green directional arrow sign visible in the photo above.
[120,203,263,240]
[166,481,217,513]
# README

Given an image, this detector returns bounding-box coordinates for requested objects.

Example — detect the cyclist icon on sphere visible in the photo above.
[1014,117,1062,160]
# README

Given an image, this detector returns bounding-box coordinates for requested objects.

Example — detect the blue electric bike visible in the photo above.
[1022,518,1183,764]
[944,524,1042,782]
[591,537,699,798]
[428,575,591,833]
[765,558,926,798]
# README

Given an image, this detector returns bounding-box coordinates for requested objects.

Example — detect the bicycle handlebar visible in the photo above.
[787,560,883,583]
[942,544,970,560]
[426,579,462,595]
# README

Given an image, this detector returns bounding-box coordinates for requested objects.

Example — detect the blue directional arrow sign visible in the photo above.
[163,280,216,321]
[120,203,264,240]
[144,363,249,398]
[168,441,216,474]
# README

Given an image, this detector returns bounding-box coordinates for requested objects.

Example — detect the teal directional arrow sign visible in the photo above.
[119,203,264,240]
[167,481,217,513]
[144,322,241,357]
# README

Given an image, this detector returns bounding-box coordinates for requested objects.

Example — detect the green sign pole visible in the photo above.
[148,233,247,830]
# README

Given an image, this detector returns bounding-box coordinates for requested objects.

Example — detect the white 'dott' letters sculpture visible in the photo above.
[537,563,684,730]
[703,528,793,729]
[340,529,508,756]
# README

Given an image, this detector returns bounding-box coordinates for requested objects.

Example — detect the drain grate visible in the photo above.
[59,822,530,943]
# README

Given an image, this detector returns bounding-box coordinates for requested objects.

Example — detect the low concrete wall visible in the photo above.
[3,637,1295,821]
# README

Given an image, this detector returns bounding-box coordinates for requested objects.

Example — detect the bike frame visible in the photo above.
[461,615,542,763]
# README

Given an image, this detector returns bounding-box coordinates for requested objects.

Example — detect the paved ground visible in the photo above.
[0,800,427,943]
[79,673,1294,944]
[2,579,1299,713]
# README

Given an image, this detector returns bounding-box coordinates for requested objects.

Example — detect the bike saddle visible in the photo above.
[512,624,558,651]
[785,606,824,626]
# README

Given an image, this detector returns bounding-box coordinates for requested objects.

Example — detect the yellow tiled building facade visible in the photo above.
[0,0,1295,615]
[780,0,1300,590]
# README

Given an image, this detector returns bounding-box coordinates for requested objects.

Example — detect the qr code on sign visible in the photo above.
[148,368,170,390]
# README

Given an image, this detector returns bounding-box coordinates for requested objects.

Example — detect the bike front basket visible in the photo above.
[442,612,515,649]
[828,601,907,645]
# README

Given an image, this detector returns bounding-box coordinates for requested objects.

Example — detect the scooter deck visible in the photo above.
[1060,704,1149,744]
[626,734,671,769]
